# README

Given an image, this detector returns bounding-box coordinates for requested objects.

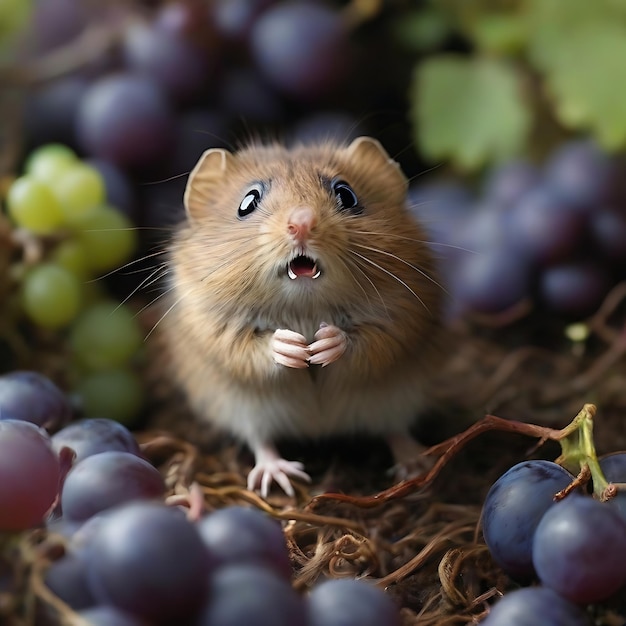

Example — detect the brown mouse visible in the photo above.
[161,136,445,496]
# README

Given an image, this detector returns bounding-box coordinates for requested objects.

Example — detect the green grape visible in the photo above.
[21,263,82,329]
[50,163,106,225]
[70,300,143,370]
[74,205,137,274]
[52,239,90,280]
[25,144,78,186]
[0,0,32,45]
[6,176,65,234]
[76,369,144,426]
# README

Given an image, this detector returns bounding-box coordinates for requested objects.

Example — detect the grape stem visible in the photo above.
[309,403,620,509]
[553,403,611,499]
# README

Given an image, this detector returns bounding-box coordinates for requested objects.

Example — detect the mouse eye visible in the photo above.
[238,184,263,218]
[332,179,361,214]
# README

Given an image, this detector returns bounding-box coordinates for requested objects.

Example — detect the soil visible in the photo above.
[3,282,626,626]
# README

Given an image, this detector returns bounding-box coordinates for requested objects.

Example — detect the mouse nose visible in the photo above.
[287,206,317,242]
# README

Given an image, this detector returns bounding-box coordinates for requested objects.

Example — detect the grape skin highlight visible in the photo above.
[481,460,574,580]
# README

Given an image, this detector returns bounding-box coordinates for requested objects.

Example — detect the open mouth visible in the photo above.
[287,255,321,280]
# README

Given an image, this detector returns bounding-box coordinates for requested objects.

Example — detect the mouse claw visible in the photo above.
[248,441,311,497]
[247,459,311,498]
[308,324,347,366]
[271,328,309,369]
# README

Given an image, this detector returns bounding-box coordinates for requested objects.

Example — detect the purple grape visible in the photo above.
[455,203,510,252]
[532,494,626,604]
[250,2,350,99]
[307,578,401,626]
[0,370,72,430]
[211,0,275,41]
[504,185,586,266]
[30,0,89,53]
[545,139,616,210]
[77,606,149,626]
[61,451,165,522]
[480,587,592,626]
[51,418,141,464]
[44,552,96,610]
[122,20,211,102]
[408,181,473,215]
[0,420,61,531]
[87,159,136,219]
[76,73,175,169]
[86,502,213,622]
[590,207,626,262]
[483,159,541,211]
[289,112,364,145]
[197,506,292,579]
[46,516,83,539]
[24,76,90,148]
[481,460,575,580]
[539,261,611,317]
[155,0,213,39]
[599,452,626,522]
[449,244,531,316]
[218,69,283,124]
[406,181,472,250]
[194,563,307,626]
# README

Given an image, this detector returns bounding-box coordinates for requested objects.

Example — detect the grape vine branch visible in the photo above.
[309,403,622,509]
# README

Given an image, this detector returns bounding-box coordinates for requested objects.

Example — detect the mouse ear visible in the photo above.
[345,137,407,200]
[184,148,234,219]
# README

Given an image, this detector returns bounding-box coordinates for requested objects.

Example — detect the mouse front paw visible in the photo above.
[271,328,310,369]
[247,457,311,498]
[307,323,347,367]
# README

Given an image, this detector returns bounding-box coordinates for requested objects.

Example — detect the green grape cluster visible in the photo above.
[3,143,143,425]
[0,0,32,50]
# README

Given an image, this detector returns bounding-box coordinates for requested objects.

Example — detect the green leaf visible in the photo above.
[391,8,452,53]
[411,55,530,170]
[467,13,528,55]
[526,0,626,150]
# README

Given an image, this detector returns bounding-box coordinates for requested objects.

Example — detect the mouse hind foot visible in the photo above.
[247,442,312,497]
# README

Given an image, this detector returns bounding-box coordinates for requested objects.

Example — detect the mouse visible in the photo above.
[160,136,446,497]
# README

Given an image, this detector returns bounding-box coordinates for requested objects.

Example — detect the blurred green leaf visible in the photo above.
[392,8,452,53]
[527,0,626,150]
[467,13,527,55]
[412,55,530,170]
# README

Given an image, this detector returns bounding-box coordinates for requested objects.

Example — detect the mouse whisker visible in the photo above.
[135,283,174,318]
[351,242,448,296]
[114,263,170,313]
[352,229,475,255]
[348,249,430,314]
[335,255,376,315]
[342,256,391,320]
[352,229,425,245]
[194,234,261,282]
[144,291,187,341]
[86,249,169,282]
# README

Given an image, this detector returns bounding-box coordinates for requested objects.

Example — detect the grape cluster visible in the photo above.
[410,139,626,322]
[3,144,144,424]
[0,370,401,626]
[20,0,359,229]
[481,457,626,623]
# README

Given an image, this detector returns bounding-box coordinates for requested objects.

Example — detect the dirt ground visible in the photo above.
[4,282,626,625]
